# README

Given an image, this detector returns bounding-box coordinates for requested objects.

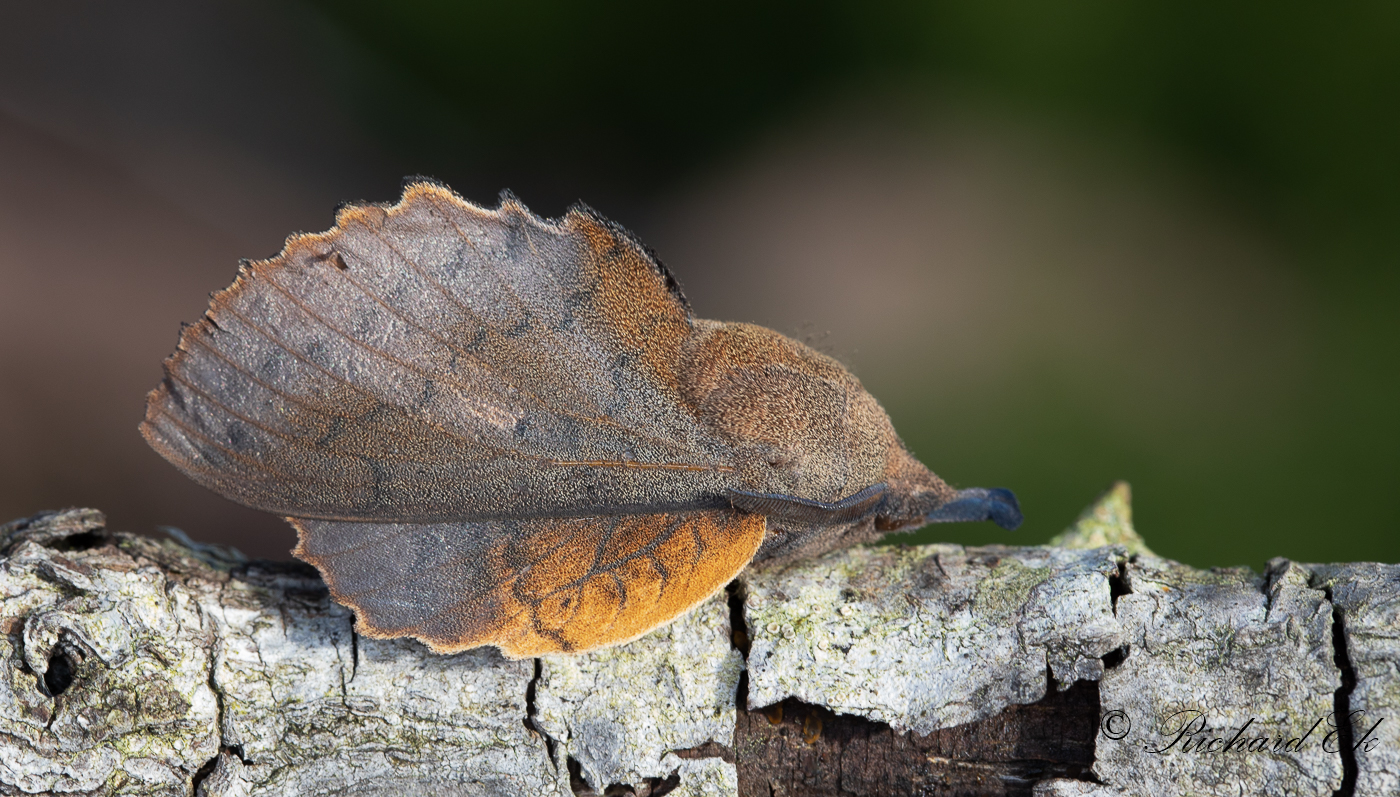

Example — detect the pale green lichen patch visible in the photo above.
[536,593,741,794]
[1049,481,1156,558]
[972,558,1052,626]
[1052,479,1159,560]
[743,543,1123,735]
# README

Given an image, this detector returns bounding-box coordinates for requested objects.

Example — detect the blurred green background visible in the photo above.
[1,1,1395,569]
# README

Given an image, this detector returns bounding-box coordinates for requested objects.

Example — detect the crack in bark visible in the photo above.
[336,615,356,704]
[525,657,560,772]
[190,751,220,795]
[190,745,251,796]
[1107,555,1132,611]
[725,580,752,658]
[349,622,359,683]
[567,755,683,797]
[725,580,751,717]
[1100,644,1129,670]
[1288,564,1359,797]
[206,639,226,751]
[569,766,681,797]
[1102,554,1134,671]
[1325,595,1360,797]
[194,595,249,797]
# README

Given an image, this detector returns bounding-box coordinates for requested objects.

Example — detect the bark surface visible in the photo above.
[0,485,1394,796]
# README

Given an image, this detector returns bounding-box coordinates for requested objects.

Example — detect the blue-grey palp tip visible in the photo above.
[925,487,1023,530]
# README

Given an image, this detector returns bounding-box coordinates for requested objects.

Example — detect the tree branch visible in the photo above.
[0,485,1394,796]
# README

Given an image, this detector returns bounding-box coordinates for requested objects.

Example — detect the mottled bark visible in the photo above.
[1,486,1394,796]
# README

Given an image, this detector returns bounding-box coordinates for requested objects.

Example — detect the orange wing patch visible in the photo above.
[569,209,692,396]
[291,510,765,658]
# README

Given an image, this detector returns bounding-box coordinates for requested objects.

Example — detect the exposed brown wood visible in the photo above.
[729,680,1099,797]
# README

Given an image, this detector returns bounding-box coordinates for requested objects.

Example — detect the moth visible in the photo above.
[142,180,1021,658]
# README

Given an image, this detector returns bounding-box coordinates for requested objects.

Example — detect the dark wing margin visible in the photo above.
[140,182,734,523]
[726,483,888,525]
[290,509,765,658]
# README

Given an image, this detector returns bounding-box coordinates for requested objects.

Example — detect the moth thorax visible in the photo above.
[681,321,891,504]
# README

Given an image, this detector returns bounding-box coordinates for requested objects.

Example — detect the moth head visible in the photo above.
[681,321,896,504]
[875,443,1024,533]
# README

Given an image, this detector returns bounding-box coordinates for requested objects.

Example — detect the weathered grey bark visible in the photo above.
[0,485,1394,796]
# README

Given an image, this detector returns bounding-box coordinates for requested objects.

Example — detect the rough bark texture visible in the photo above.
[0,485,1394,796]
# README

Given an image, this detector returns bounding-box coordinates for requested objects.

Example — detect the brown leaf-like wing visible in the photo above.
[142,183,738,521]
[290,510,765,657]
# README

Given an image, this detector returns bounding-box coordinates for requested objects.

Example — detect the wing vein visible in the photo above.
[408,197,707,456]
[587,515,624,589]
[604,572,629,633]
[164,369,326,451]
[184,334,356,420]
[215,301,537,465]
[150,403,326,484]
[353,216,702,458]
[329,238,647,438]
[256,270,511,414]
[546,513,690,593]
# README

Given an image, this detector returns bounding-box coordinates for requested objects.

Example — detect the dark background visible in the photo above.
[2,1,1396,568]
